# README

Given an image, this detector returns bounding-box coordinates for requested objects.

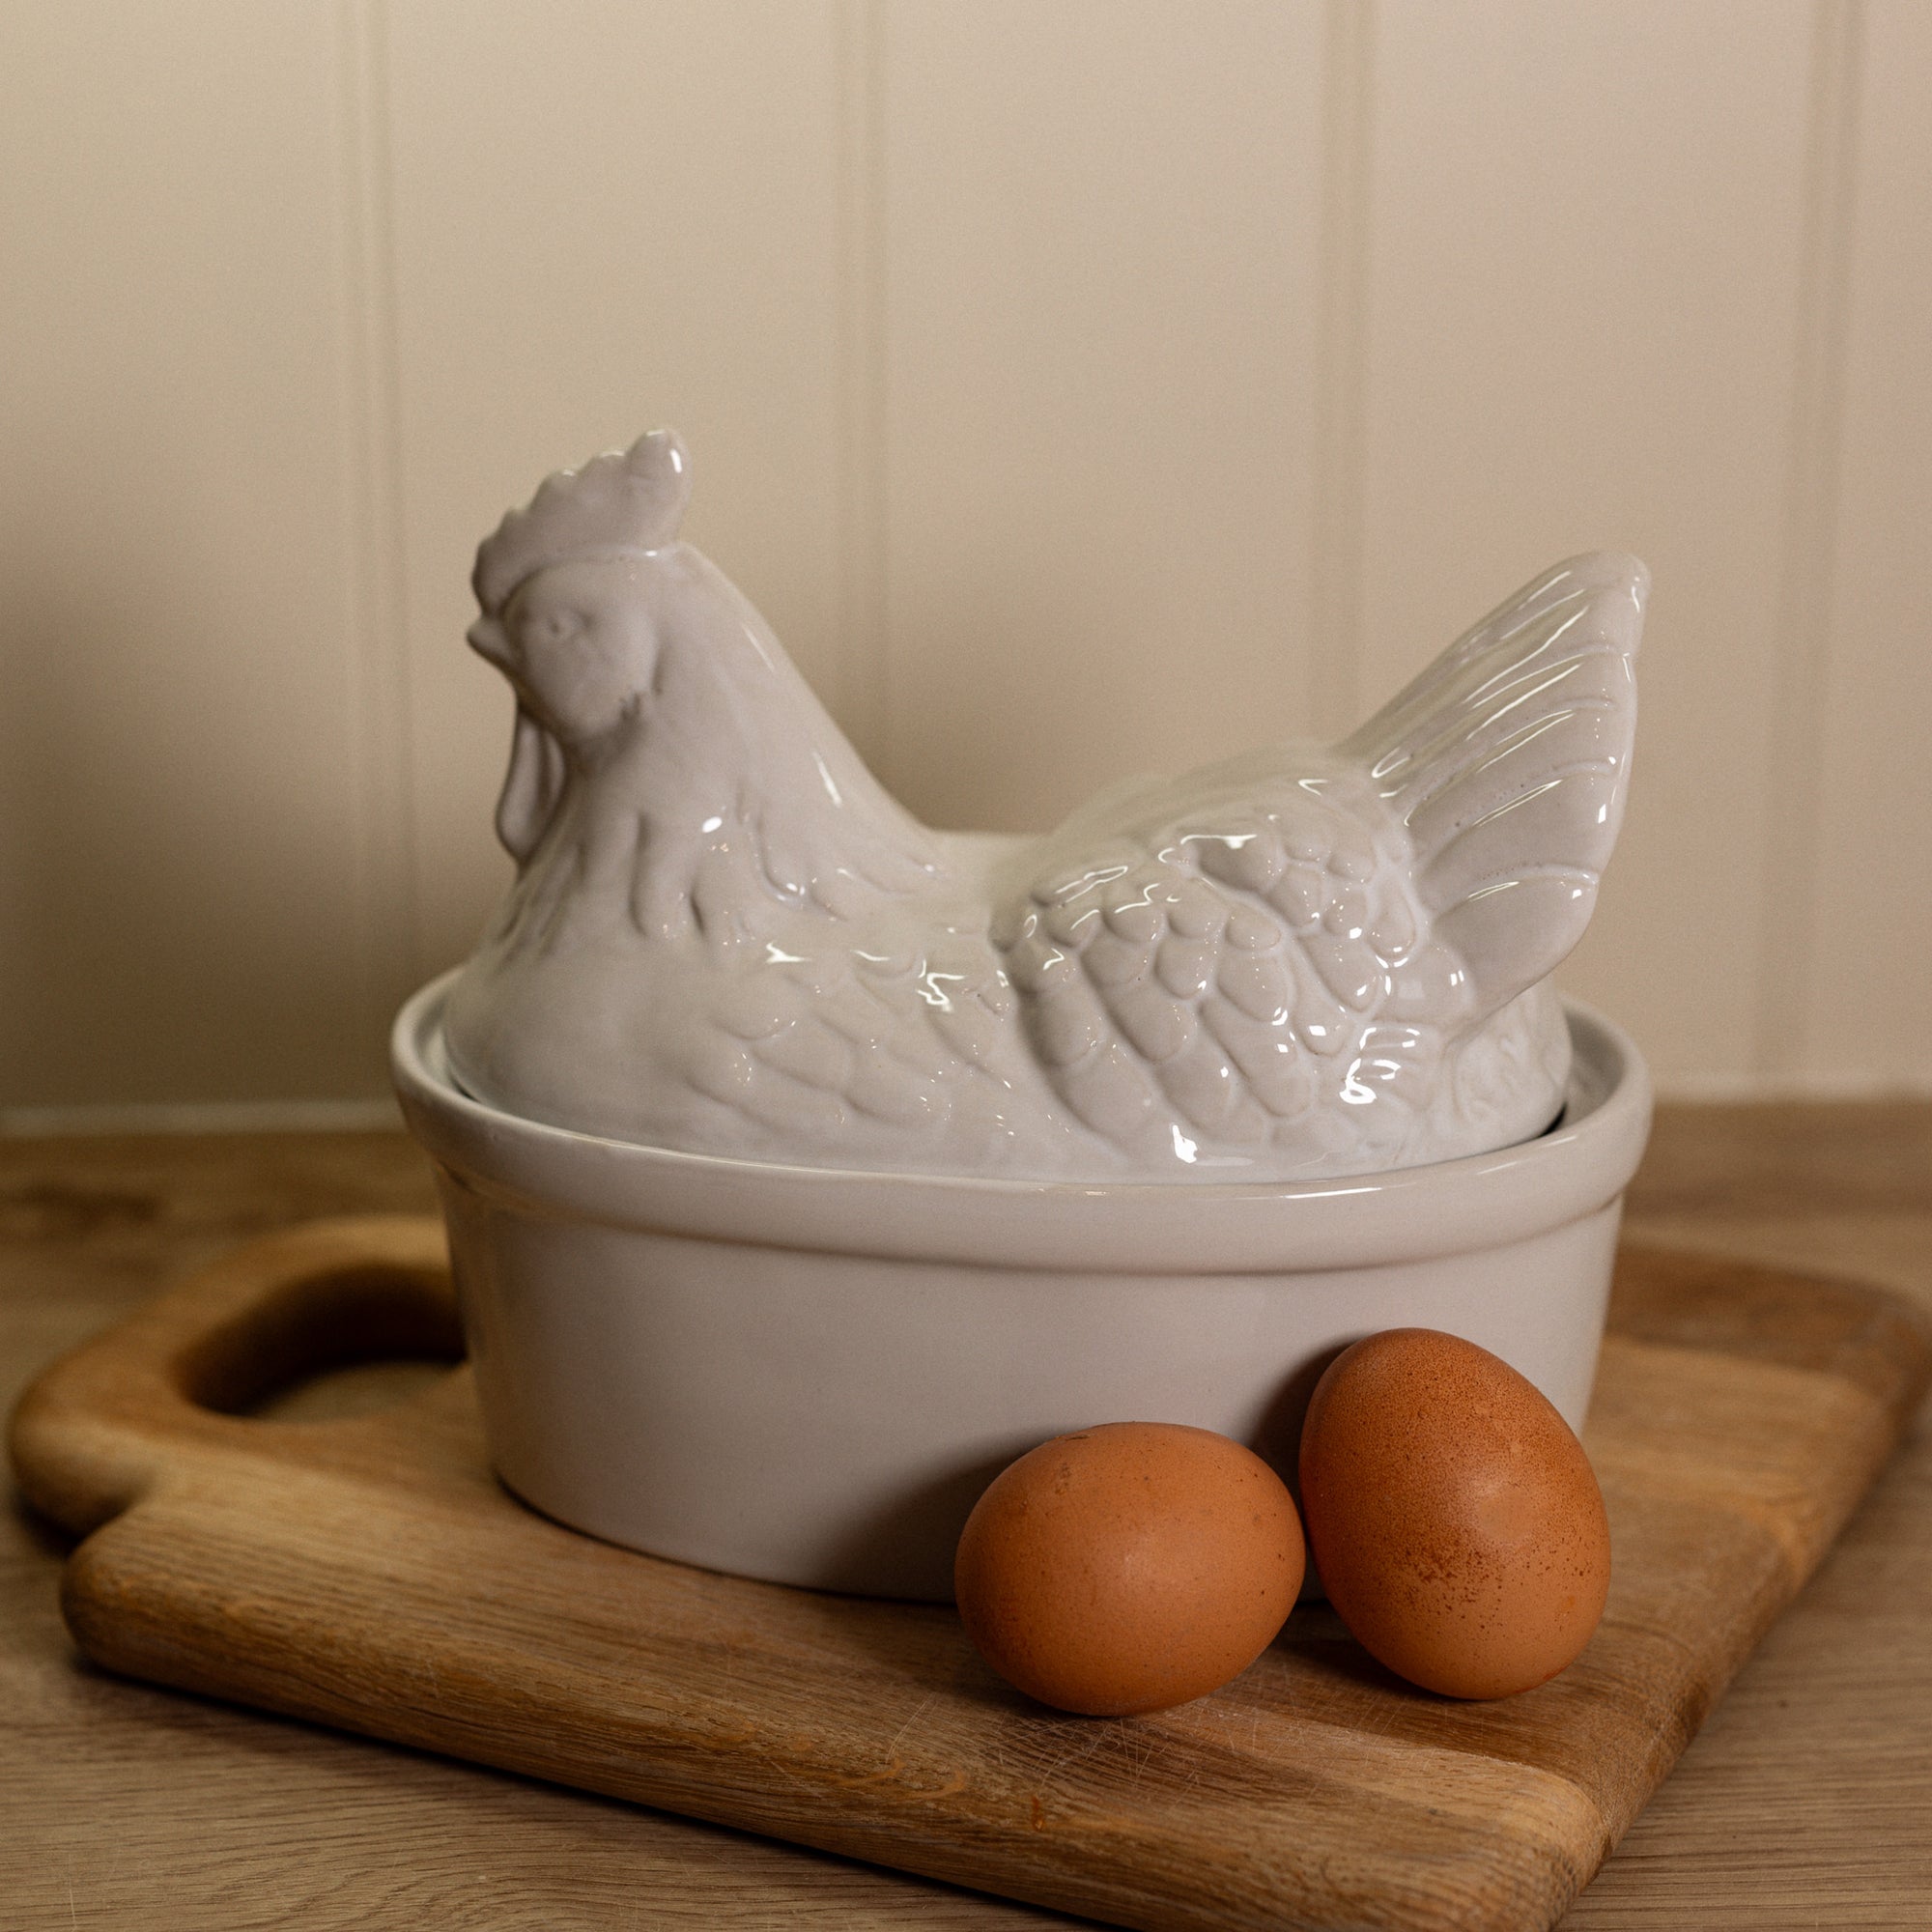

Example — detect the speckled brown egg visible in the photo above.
[1298,1329,1611,1700]
[953,1422,1305,1717]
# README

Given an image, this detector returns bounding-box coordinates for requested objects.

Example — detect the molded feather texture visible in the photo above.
[440,431,1643,1180]
[986,765,1443,1168]
[1344,553,1646,1017]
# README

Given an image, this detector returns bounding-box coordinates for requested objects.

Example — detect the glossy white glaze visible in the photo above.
[396,982,1652,1600]
[443,430,1645,1179]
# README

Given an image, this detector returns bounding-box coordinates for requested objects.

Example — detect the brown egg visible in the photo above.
[954,1422,1304,1716]
[1299,1329,1611,1700]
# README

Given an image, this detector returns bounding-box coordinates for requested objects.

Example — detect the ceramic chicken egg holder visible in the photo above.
[393,432,1654,1601]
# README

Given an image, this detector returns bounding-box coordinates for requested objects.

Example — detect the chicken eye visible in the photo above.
[525,610,581,648]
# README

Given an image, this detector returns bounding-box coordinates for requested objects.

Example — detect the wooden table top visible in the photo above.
[5,1104,1929,1930]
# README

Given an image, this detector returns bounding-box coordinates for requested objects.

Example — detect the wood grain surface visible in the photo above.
[6,1130,1930,1931]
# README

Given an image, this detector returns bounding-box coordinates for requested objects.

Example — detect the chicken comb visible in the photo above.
[472,428,692,614]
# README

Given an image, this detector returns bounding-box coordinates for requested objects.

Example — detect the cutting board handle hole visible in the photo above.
[179,1261,465,1424]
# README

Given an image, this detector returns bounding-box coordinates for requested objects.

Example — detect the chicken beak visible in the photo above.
[468,615,512,668]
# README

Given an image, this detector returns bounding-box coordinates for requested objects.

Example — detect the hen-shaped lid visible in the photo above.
[440,431,1644,1180]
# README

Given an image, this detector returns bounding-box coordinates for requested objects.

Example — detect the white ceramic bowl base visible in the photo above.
[395,977,1652,1602]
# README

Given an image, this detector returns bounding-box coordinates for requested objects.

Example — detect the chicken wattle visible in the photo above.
[441,430,1645,1180]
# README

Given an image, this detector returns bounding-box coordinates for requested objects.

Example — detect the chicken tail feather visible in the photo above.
[1343,552,1648,1020]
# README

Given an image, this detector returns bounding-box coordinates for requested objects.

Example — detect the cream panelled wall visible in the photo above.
[2,0,1927,1120]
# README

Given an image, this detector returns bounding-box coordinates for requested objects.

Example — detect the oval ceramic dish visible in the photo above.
[393,974,1651,1601]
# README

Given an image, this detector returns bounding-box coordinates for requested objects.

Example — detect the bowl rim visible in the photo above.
[392,971,1652,1274]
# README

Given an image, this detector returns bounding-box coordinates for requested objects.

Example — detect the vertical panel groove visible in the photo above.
[334,0,420,1037]
[1309,0,1375,738]
[1754,0,1864,1077]
[835,0,891,781]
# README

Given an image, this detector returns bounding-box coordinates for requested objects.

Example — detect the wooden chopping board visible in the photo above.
[10,1218,1929,1932]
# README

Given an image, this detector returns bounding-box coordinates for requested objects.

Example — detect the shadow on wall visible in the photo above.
[0,537,389,1111]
